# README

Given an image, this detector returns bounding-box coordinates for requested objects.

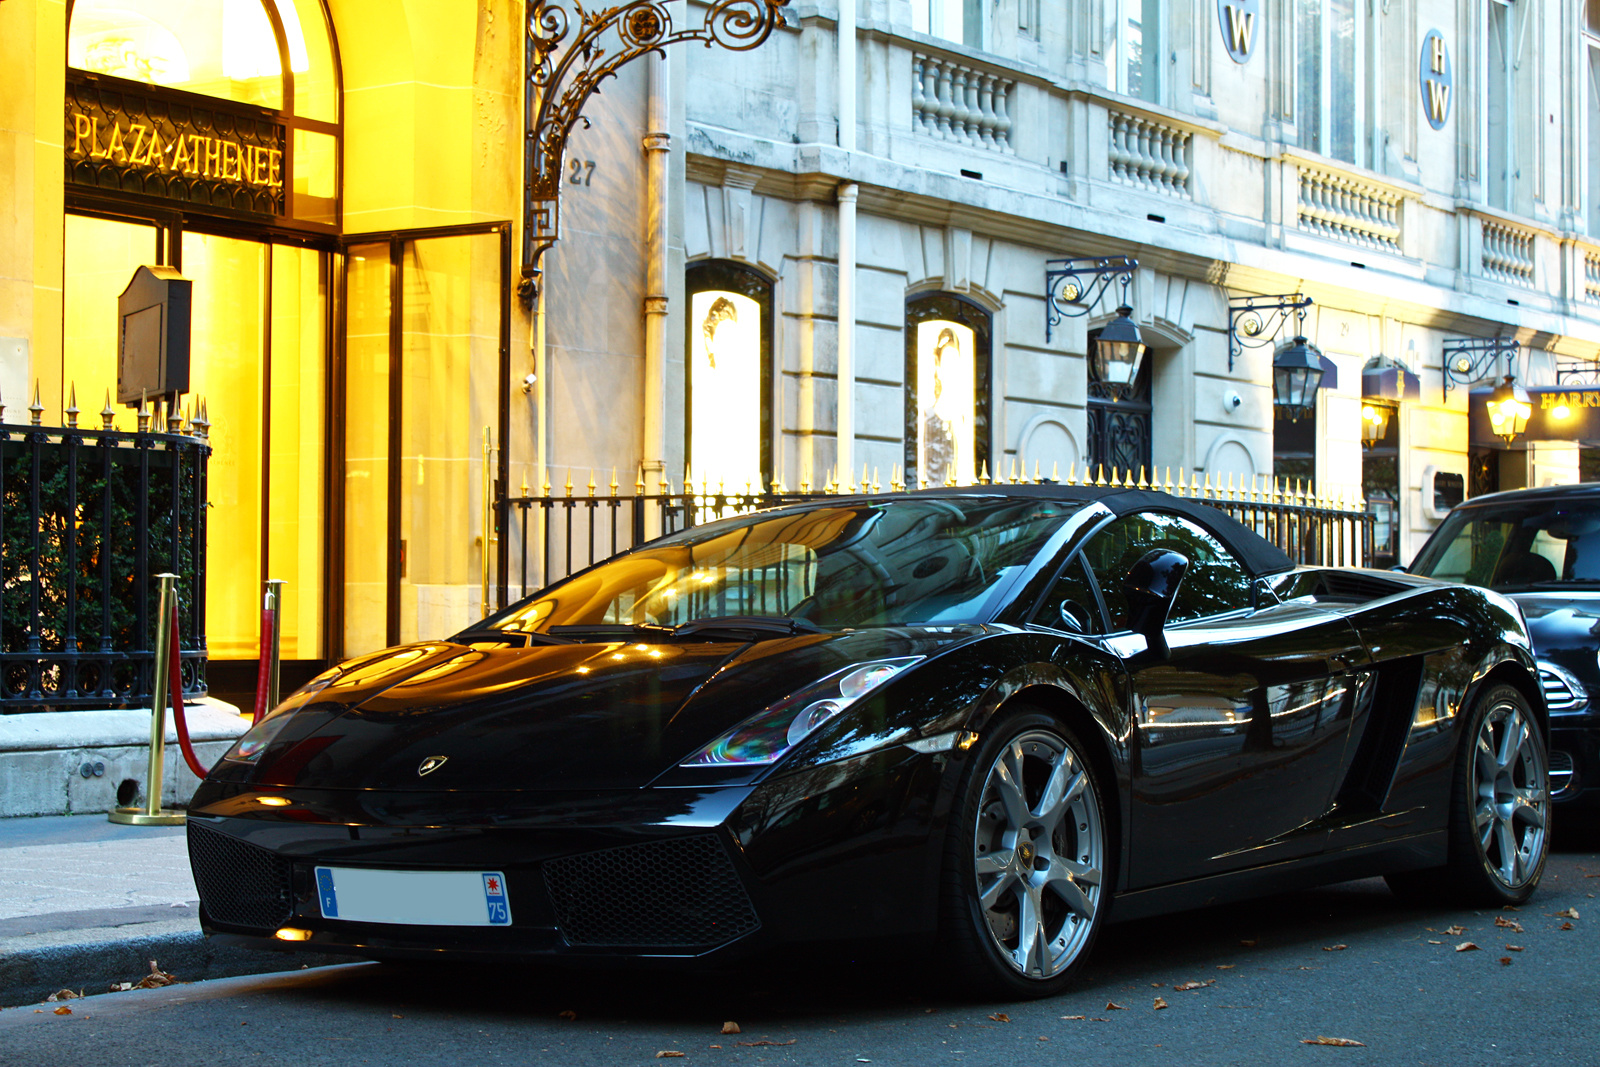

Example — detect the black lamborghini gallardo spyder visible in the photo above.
[189,486,1550,997]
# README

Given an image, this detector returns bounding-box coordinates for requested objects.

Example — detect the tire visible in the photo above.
[1385,683,1551,906]
[939,708,1111,999]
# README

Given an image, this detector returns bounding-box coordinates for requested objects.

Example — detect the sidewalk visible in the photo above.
[0,813,353,1007]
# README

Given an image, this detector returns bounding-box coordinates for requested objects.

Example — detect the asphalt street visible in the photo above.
[3,825,1596,1067]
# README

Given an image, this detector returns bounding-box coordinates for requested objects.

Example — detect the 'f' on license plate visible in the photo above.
[314,867,512,926]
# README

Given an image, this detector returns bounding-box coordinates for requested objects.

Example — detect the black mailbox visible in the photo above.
[118,265,191,405]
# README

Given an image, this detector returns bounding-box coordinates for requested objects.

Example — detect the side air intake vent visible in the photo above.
[187,822,294,932]
[543,834,759,950]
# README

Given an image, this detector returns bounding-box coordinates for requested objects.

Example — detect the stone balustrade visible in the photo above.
[1585,248,1600,301]
[1296,164,1403,252]
[1107,110,1191,198]
[1481,218,1536,286]
[911,52,1015,154]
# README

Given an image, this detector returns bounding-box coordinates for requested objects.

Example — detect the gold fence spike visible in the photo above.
[1137,466,1148,490]
[800,473,811,493]
[587,472,597,497]
[564,470,574,496]
[777,477,789,493]
[65,384,79,428]
[1065,462,1076,486]
[718,477,727,496]
[30,380,44,426]
[1202,472,1213,497]
[636,468,646,494]
[99,389,115,430]
[871,467,881,493]
[1051,461,1060,484]
[609,468,619,494]
[979,461,991,486]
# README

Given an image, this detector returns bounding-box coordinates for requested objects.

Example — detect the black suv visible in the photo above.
[1408,483,1600,808]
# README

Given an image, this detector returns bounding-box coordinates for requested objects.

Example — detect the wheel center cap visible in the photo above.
[1018,842,1034,863]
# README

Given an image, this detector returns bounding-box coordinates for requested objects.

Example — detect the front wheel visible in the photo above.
[940,710,1110,998]
[1387,683,1550,906]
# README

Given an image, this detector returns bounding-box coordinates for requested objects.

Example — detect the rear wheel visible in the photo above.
[1386,683,1550,905]
[940,709,1110,998]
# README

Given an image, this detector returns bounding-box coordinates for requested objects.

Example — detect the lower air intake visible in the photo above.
[543,834,759,949]
[187,822,294,932]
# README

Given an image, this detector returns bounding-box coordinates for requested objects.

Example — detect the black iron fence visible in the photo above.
[496,468,1375,604]
[1,418,209,711]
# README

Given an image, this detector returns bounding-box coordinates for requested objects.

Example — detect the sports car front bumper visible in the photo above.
[187,746,949,963]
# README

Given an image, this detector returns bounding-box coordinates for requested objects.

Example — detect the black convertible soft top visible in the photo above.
[890,484,1298,578]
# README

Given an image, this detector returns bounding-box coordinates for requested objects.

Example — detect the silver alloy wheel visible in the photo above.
[972,729,1103,979]
[1472,698,1549,889]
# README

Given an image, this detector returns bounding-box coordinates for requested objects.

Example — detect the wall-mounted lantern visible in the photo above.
[1484,375,1533,445]
[1271,336,1325,422]
[1045,256,1145,400]
[1360,402,1392,447]
[1227,293,1324,419]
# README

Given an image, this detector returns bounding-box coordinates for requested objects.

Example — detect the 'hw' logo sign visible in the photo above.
[1420,30,1452,130]
[1218,0,1259,65]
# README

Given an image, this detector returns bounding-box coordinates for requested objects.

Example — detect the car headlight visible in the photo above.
[682,657,923,767]
[221,667,342,764]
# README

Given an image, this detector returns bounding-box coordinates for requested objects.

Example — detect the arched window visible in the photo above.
[67,0,341,227]
[905,294,992,487]
[686,261,774,489]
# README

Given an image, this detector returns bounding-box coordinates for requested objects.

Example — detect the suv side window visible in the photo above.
[1081,512,1253,629]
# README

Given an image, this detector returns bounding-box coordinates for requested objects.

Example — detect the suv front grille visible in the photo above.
[187,822,294,933]
[543,834,759,950]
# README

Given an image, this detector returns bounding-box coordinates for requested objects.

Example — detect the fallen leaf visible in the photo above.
[1216,964,1236,970]
[1503,905,1521,911]
[721,1022,741,1035]
[1153,997,1169,1010]
[1173,980,1215,991]
[708,1045,721,1050]
[1037,1036,1050,1041]
[1455,942,1479,952]
[136,961,176,990]
[1560,922,1575,931]
[988,1013,1010,1023]
[1506,944,1524,952]
[1240,939,1258,947]
[1444,925,1466,936]
[1499,957,1512,966]
[1323,944,1348,952]
[1106,1001,1127,1011]
[1060,1015,1086,1020]
[52,1007,71,1016]
[735,1040,796,1048]
[1301,1036,1366,1047]
[1557,907,1581,919]
[107,982,132,993]
[1494,917,1524,932]
[558,1010,578,1021]
[44,989,82,1002]
[1150,982,1164,988]
[391,1014,403,1020]
[1427,940,1442,945]
[655,1053,685,1059]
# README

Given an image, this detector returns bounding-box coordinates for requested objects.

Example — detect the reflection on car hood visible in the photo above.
[1504,590,1600,657]
[245,628,975,791]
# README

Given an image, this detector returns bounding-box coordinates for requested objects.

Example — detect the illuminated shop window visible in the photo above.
[686,262,773,491]
[905,294,991,488]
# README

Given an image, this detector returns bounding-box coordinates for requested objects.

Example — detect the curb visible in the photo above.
[1,920,358,1008]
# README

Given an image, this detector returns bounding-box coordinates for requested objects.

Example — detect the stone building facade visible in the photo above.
[4,0,1600,683]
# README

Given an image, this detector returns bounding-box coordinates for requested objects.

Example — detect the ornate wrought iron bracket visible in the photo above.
[1227,294,1312,373]
[1555,358,1600,386]
[1442,337,1520,402]
[1043,257,1138,342]
[519,0,788,308]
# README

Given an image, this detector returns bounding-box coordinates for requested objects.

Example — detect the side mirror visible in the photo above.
[1122,548,1188,660]
[1057,599,1093,634]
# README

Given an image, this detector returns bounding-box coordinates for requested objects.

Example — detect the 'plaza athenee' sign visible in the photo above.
[65,72,286,218]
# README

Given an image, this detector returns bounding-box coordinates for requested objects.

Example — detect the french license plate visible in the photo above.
[314,867,512,926]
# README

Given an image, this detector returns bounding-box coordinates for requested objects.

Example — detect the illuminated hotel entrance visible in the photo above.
[59,0,511,698]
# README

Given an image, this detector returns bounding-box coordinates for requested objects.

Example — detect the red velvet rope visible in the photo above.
[166,598,210,780]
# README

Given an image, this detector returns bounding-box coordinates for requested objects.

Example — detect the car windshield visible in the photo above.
[483,497,1076,632]
[1408,497,1600,589]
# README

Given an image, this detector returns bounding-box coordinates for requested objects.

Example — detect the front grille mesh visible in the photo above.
[188,822,294,932]
[543,834,759,949]
[1539,668,1583,712]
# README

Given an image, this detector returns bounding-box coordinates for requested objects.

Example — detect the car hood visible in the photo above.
[1504,590,1600,665]
[242,628,972,792]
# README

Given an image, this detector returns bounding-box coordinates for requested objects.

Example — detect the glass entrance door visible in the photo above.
[341,226,508,657]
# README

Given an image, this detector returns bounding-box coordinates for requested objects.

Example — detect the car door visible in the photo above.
[1079,511,1363,888]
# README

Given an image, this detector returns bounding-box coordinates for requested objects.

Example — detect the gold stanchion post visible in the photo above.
[109,573,186,826]
[265,579,285,711]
